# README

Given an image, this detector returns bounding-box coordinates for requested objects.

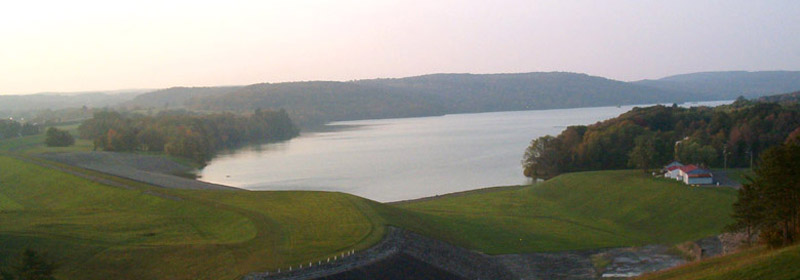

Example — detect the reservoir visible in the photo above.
[198,101,729,202]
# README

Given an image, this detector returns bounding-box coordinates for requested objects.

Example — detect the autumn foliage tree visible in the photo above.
[522,135,563,179]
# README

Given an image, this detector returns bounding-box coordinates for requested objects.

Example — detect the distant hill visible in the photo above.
[0,91,141,114]
[356,72,690,113]
[18,70,800,127]
[122,86,242,109]
[758,90,800,103]
[128,72,691,126]
[185,81,448,126]
[634,71,800,100]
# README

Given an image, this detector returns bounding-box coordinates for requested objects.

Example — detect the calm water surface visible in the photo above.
[198,101,729,202]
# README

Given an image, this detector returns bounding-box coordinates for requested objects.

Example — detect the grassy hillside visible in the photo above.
[0,152,738,279]
[0,155,383,279]
[0,124,94,155]
[392,170,738,254]
[639,244,800,280]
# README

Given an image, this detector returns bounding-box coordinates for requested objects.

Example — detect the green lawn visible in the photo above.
[0,155,383,279]
[392,170,738,253]
[639,244,800,280]
[0,151,740,279]
[0,123,92,154]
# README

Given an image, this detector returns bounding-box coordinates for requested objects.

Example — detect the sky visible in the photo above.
[1,0,799,95]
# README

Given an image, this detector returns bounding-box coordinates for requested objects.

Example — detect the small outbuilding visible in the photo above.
[677,165,714,185]
[663,161,684,179]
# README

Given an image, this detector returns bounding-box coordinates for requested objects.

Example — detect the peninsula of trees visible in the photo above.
[522,98,800,178]
[78,109,299,163]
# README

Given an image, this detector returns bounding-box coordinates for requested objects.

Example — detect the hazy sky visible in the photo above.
[2,0,799,94]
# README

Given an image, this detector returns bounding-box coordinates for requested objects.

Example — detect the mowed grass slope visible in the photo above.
[639,244,800,280]
[392,170,738,254]
[1,148,740,279]
[0,155,383,280]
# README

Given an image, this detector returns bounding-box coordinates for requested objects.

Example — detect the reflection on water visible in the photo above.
[198,101,730,202]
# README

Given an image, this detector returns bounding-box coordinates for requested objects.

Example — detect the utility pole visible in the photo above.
[723,146,727,170]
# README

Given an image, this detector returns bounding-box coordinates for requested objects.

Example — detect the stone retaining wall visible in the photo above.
[244,227,511,280]
[244,228,740,280]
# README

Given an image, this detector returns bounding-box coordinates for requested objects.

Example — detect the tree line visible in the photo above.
[0,119,40,140]
[522,98,800,178]
[78,109,299,164]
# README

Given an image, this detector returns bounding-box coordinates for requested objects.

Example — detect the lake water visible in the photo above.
[198,101,730,202]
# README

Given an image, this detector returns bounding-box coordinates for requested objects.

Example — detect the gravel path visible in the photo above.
[40,151,240,191]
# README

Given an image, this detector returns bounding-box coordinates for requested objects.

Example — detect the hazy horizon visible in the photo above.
[2,0,799,95]
[4,69,800,96]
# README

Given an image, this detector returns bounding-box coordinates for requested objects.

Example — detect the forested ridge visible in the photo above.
[758,90,800,104]
[187,81,448,126]
[121,71,800,127]
[78,109,299,163]
[125,72,691,127]
[522,98,800,178]
[633,71,800,100]
[7,71,800,128]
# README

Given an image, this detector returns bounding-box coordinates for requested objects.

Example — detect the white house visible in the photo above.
[664,161,684,179]
[677,165,714,185]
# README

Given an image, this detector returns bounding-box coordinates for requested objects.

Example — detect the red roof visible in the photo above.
[667,165,682,171]
[678,165,699,172]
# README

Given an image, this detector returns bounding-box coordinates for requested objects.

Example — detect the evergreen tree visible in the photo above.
[729,142,800,247]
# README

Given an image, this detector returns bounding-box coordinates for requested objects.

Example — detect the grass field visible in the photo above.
[0,155,383,279]
[639,244,800,280]
[0,146,740,279]
[392,170,738,254]
[0,124,93,154]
